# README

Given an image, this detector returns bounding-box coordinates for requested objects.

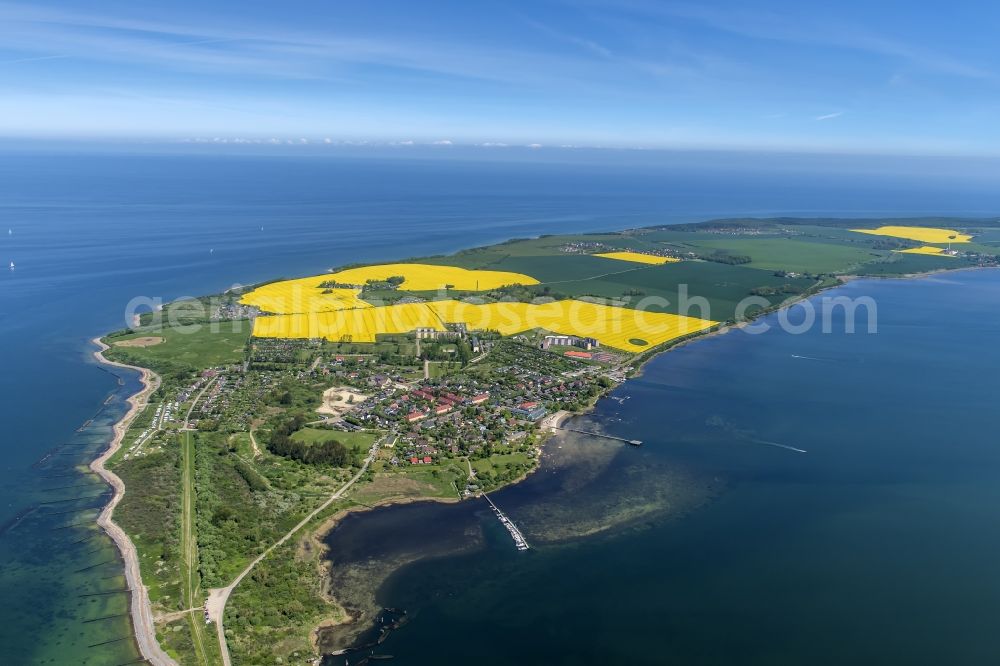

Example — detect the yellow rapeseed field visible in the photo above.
[850,226,971,244]
[325,263,537,291]
[251,298,717,353]
[239,263,538,314]
[894,246,954,257]
[428,299,714,352]
[594,251,679,265]
[245,261,716,352]
[240,276,372,314]
[252,302,447,342]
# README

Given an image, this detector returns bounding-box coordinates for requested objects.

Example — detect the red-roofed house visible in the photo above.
[406,411,427,422]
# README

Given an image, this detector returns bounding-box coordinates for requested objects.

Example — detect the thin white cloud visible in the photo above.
[520,15,613,58]
[815,112,844,121]
[0,1,659,92]
[585,0,995,81]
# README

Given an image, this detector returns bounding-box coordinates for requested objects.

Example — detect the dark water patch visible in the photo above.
[318,427,722,654]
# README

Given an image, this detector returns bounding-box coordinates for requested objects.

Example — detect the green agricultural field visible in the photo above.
[544,261,815,321]
[446,253,625,283]
[690,237,883,273]
[850,252,970,276]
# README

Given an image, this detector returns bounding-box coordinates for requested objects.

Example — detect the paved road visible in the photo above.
[206,435,385,666]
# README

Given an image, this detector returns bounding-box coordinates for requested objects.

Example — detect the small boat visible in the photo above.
[8,261,13,270]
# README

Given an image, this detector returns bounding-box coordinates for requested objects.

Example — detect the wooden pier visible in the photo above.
[483,494,529,551]
[554,426,642,446]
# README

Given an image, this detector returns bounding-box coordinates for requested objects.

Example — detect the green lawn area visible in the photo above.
[427,360,462,378]
[471,452,532,474]
[291,427,379,453]
[230,432,256,459]
[399,465,463,498]
[106,323,250,373]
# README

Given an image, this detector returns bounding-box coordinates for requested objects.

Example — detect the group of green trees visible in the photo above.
[267,415,352,466]
[698,250,752,265]
[420,338,473,366]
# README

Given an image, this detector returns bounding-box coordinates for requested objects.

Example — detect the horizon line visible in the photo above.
[3,135,1000,161]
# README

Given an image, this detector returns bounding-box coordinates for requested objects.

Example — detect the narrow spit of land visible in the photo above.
[89,339,178,666]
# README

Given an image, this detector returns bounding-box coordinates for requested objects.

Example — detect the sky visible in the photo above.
[0,0,998,154]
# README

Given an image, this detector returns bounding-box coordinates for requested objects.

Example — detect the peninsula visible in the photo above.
[93,217,1000,664]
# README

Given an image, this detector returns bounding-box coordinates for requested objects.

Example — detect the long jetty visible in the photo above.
[554,426,642,446]
[483,494,529,551]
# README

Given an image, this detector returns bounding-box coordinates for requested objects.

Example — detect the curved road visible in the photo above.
[206,435,384,665]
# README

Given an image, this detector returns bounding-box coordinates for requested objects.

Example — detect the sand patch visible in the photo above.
[113,336,164,348]
[318,386,369,419]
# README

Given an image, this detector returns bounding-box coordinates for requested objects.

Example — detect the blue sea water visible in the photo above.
[1,149,999,664]
[326,270,1000,665]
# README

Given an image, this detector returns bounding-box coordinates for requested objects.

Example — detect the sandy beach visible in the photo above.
[89,338,178,666]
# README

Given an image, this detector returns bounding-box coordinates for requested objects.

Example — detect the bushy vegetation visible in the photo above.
[750,283,806,297]
[111,448,183,606]
[225,510,349,665]
[195,433,271,586]
[113,449,182,562]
